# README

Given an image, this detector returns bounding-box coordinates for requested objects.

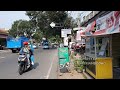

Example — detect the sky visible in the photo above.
[0,11,91,30]
[0,11,30,30]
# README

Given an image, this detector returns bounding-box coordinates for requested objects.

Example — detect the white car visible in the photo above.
[29,44,37,49]
[33,45,37,49]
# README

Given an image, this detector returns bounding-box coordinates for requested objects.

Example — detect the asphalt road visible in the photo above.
[0,47,58,79]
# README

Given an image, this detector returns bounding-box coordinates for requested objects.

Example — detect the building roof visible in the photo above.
[0,29,9,34]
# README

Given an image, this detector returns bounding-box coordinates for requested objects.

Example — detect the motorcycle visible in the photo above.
[18,53,33,75]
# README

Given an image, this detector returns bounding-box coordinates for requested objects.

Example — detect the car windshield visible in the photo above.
[44,43,48,46]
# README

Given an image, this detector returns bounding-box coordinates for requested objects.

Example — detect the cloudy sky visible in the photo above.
[0,11,91,30]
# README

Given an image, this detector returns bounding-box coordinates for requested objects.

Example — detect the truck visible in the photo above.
[6,36,29,53]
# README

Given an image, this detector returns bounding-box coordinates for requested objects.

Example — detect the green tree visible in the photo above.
[9,19,35,38]
[26,11,77,42]
[26,11,69,38]
[32,31,43,42]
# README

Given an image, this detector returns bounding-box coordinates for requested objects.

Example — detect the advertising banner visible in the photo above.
[94,11,120,35]
[61,29,71,37]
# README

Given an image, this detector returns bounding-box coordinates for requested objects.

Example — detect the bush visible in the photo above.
[73,59,85,73]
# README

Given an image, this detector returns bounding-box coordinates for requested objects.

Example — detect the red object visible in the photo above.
[89,21,96,32]
[23,42,28,45]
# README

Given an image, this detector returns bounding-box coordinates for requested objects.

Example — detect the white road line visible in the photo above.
[0,57,5,59]
[45,55,56,79]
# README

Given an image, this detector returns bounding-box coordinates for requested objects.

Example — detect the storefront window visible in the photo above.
[96,36,110,57]
[85,37,90,54]
[85,37,95,57]
[90,37,95,55]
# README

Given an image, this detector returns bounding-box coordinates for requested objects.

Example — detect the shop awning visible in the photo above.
[89,21,96,32]
[85,21,96,36]
[0,34,8,38]
[93,11,120,36]
[82,11,120,37]
[80,31,85,37]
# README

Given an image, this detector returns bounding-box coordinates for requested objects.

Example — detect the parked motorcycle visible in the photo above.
[18,53,33,75]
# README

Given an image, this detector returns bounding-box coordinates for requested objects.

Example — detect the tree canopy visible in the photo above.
[9,11,77,43]
[9,19,35,38]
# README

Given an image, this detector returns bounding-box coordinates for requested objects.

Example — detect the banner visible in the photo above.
[106,12,116,34]
[94,11,120,35]
[61,29,71,34]
[76,31,81,40]
[94,12,108,35]
[61,30,67,37]
[64,37,68,46]
[61,29,71,37]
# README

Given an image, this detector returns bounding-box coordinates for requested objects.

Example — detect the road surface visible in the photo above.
[0,47,58,79]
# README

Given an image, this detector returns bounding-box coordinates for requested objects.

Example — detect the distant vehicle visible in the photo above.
[42,40,49,49]
[69,42,75,49]
[59,43,64,48]
[71,43,76,49]
[51,43,58,49]
[6,36,29,53]
[43,43,49,49]
[74,41,86,52]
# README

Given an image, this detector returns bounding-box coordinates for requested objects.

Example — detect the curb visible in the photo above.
[82,71,94,79]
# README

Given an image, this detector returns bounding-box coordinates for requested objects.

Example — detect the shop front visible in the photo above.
[0,29,8,50]
[83,11,120,79]
[84,35,112,79]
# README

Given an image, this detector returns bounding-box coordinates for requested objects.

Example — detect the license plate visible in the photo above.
[21,59,25,61]
[19,55,25,57]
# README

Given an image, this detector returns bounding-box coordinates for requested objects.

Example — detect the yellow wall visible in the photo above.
[96,58,113,79]
[86,58,113,79]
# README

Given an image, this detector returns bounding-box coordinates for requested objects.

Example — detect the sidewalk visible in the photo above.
[57,52,85,79]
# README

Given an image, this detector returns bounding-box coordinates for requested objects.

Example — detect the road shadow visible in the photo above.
[34,62,39,69]
[24,62,39,73]
[60,67,69,73]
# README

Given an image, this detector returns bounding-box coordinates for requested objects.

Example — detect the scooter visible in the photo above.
[18,53,33,75]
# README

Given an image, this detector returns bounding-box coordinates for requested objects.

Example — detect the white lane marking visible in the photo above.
[0,57,5,59]
[45,56,55,79]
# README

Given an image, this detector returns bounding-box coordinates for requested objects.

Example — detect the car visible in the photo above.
[33,44,37,49]
[71,43,76,49]
[43,43,49,49]
[69,42,75,49]
[51,43,58,49]
[29,43,37,49]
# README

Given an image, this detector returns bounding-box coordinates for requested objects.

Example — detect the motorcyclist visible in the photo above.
[28,41,34,65]
[19,42,31,66]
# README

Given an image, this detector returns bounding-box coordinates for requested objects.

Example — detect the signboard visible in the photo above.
[94,13,107,35]
[94,11,120,35]
[58,47,70,67]
[64,37,68,46]
[85,23,92,36]
[61,30,67,37]
[61,29,71,37]
[61,29,71,34]
[76,31,81,40]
